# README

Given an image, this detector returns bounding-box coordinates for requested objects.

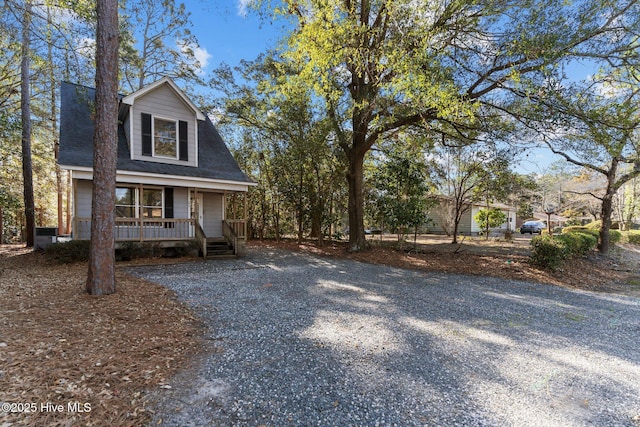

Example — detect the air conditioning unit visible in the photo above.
[35,227,58,250]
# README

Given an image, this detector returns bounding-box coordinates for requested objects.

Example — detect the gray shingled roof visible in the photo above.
[58,81,253,184]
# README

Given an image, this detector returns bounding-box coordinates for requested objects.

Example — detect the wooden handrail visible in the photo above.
[73,218,195,241]
[194,219,207,258]
[225,219,246,239]
[222,220,239,256]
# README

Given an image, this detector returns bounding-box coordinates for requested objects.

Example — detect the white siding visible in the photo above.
[427,201,472,235]
[123,113,131,156]
[202,192,223,237]
[427,204,449,234]
[173,187,189,219]
[459,210,472,234]
[471,206,482,233]
[76,182,192,220]
[130,83,198,167]
[471,205,516,234]
[75,179,93,218]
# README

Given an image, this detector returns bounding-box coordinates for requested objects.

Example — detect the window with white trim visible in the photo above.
[141,188,163,218]
[141,113,188,161]
[153,117,177,158]
[115,187,164,218]
[115,187,136,218]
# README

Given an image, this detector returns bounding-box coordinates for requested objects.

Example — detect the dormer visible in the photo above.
[119,77,205,167]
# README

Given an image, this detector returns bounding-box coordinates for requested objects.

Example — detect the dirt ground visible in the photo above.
[251,233,640,297]
[1,235,639,426]
[0,245,203,427]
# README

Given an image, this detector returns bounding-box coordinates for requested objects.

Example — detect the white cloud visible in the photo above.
[193,45,213,71]
[177,40,212,76]
[237,0,252,17]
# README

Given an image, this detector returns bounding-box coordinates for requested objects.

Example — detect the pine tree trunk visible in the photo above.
[47,12,63,235]
[21,0,34,247]
[86,0,119,295]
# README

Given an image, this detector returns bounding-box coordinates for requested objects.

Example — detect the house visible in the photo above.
[528,212,569,230]
[427,197,517,236]
[58,77,256,257]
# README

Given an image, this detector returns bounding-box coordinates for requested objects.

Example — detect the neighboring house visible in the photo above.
[529,212,569,230]
[427,197,517,236]
[58,77,256,257]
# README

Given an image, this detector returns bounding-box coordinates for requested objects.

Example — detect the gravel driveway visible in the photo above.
[129,248,640,426]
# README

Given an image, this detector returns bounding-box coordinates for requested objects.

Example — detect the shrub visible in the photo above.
[555,232,597,256]
[585,220,602,230]
[609,229,622,244]
[46,240,197,263]
[627,230,640,245]
[531,231,598,270]
[116,241,164,261]
[530,235,565,270]
[563,226,622,245]
[45,240,91,263]
[562,225,591,234]
[504,229,513,242]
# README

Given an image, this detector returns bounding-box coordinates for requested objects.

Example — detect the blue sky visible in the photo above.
[181,0,287,75]
[179,0,583,175]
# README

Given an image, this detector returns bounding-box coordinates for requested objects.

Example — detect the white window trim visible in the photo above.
[115,186,165,219]
[141,187,165,219]
[115,186,138,218]
[152,115,179,160]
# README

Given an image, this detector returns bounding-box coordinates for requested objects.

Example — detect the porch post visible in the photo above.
[223,190,227,221]
[243,192,247,238]
[66,172,71,234]
[232,192,237,220]
[136,184,144,242]
[72,178,81,239]
[195,188,199,223]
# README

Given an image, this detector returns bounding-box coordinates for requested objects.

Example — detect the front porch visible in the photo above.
[72,217,247,257]
[69,179,250,257]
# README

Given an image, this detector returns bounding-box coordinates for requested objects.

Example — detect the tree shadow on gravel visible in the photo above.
[130,247,640,426]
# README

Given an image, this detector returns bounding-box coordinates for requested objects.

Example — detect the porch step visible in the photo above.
[205,238,235,258]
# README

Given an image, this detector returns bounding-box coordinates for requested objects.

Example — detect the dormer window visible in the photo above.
[154,117,177,158]
[141,112,189,161]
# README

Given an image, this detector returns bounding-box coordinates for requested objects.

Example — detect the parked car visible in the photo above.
[365,228,382,235]
[520,221,544,234]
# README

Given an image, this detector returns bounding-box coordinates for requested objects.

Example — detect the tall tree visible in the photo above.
[20,0,34,247]
[120,0,202,93]
[86,0,119,295]
[436,142,508,244]
[263,0,638,252]
[542,89,640,253]
[371,140,433,248]
[46,6,64,235]
[210,55,345,243]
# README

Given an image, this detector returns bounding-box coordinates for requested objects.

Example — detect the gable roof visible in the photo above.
[121,77,206,121]
[58,81,254,185]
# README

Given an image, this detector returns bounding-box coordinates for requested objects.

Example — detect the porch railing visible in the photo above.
[223,219,246,256]
[73,218,195,241]
[225,219,246,240]
[222,220,238,256]
[194,219,207,258]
